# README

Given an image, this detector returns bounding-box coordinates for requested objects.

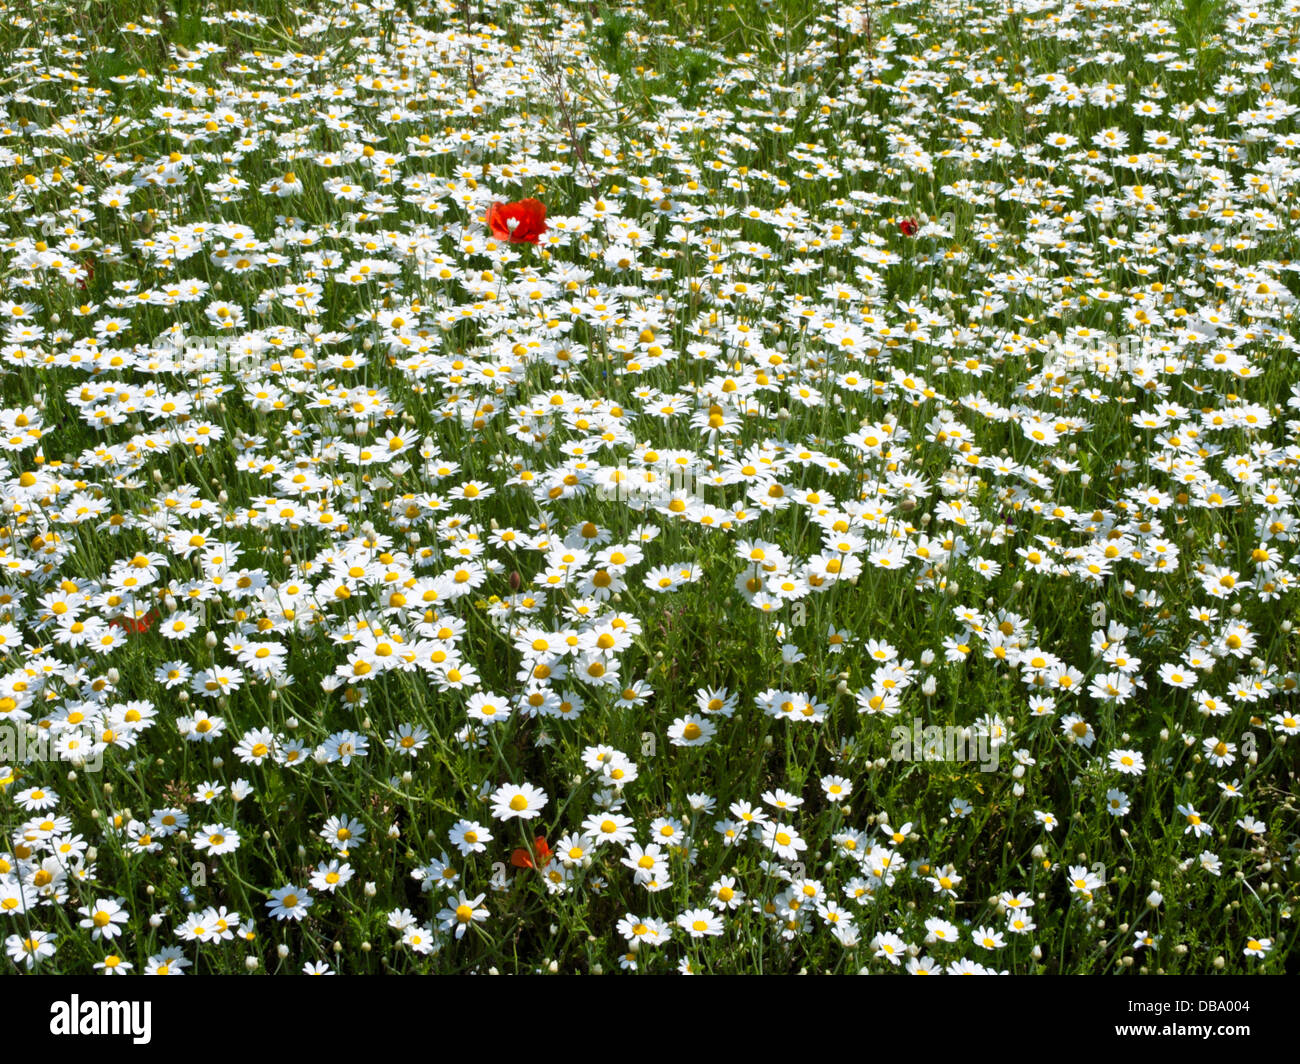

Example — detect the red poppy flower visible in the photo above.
[485,199,548,244]
[77,257,95,292]
[510,835,553,869]
[109,610,158,634]
[898,217,919,237]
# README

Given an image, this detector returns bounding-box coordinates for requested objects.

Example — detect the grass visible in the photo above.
[0,0,1295,975]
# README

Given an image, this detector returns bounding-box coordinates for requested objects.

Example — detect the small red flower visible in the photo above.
[898,217,919,237]
[510,835,553,870]
[77,257,95,292]
[109,609,159,634]
[486,199,548,244]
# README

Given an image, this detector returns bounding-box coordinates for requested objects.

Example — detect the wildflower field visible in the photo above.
[1,0,1298,976]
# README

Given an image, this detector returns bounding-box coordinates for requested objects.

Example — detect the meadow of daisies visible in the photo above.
[0,0,1297,976]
